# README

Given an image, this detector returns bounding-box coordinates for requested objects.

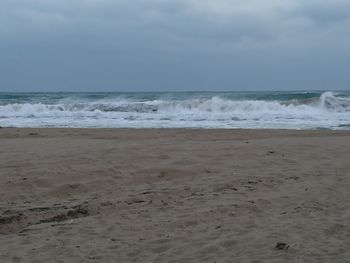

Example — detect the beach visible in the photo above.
[0,128,349,262]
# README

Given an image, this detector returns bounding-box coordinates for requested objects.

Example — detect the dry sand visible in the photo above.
[0,128,349,262]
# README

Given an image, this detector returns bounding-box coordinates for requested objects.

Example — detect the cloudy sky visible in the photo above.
[0,0,349,91]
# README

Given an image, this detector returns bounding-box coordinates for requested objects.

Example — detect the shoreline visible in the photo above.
[1,127,350,140]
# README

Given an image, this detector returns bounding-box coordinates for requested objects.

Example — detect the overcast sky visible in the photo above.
[0,0,349,92]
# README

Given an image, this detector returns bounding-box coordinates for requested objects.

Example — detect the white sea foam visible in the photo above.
[0,92,349,129]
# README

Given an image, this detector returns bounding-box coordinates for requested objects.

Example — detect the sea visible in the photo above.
[0,91,350,130]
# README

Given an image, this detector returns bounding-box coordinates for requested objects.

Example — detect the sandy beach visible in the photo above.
[0,128,349,263]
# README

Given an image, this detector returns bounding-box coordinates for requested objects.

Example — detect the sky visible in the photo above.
[0,0,350,92]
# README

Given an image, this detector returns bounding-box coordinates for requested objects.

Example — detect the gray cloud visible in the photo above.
[0,0,349,91]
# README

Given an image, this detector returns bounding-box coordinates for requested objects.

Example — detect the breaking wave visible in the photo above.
[0,92,349,115]
[319,92,350,112]
[0,91,349,129]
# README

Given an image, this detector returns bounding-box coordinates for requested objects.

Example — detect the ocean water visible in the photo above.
[0,91,350,129]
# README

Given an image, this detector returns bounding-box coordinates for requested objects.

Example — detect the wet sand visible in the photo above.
[0,128,349,262]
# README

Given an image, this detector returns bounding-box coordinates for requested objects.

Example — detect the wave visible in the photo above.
[0,92,349,116]
[320,92,350,112]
